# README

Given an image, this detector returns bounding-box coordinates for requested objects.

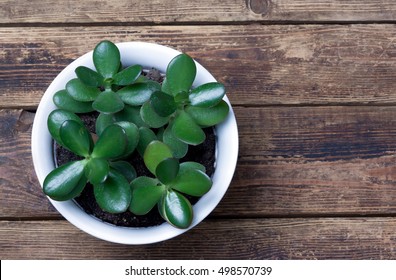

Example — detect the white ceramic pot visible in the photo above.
[31,42,239,244]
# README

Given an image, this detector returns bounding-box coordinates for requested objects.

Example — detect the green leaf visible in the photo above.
[172,111,205,145]
[43,160,86,199]
[93,170,131,213]
[91,124,127,159]
[115,121,139,156]
[110,161,136,183]
[140,101,170,128]
[53,90,93,113]
[189,82,225,107]
[95,113,116,136]
[180,161,206,173]
[166,54,196,96]
[93,40,121,79]
[163,123,188,158]
[92,89,124,114]
[50,175,87,201]
[161,77,171,95]
[156,158,179,184]
[118,82,160,106]
[59,120,92,157]
[47,109,84,147]
[150,91,177,117]
[158,195,168,221]
[143,140,173,175]
[113,65,142,86]
[137,127,157,156]
[171,167,212,197]
[186,100,229,127]
[164,190,193,229]
[85,158,109,185]
[130,177,164,215]
[115,105,147,128]
[75,66,103,87]
[66,78,100,102]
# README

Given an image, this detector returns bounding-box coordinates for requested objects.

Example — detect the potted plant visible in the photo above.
[32,41,238,244]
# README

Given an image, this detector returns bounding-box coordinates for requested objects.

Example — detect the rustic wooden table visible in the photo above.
[1,0,396,259]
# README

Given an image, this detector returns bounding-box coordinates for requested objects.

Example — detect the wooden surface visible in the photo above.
[1,0,396,259]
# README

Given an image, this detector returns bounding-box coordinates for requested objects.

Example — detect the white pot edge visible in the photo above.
[31,42,239,244]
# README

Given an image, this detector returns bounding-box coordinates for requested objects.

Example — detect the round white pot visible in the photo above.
[31,42,239,244]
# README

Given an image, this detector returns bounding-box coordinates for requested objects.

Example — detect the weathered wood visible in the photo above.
[3,107,396,218]
[1,25,396,109]
[0,109,59,218]
[1,218,395,259]
[0,0,395,24]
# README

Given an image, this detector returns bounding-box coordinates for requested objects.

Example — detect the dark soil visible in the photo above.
[54,71,216,227]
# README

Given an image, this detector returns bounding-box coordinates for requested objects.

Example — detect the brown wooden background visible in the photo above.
[1,0,396,259]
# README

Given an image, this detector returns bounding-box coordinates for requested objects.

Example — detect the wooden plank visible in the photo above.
[0,109,60,218]
[2,107,396,218]
[1,25,396,108]
[1,218,395,259]
[1,0,396,24]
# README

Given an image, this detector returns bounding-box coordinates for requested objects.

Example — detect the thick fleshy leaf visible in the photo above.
[140,101,169,128]
[110,161,136,183]
[137,127,157,156]
[43,160,87,199]
[115,121,139,156]
[113,65,142,86]
[92,89,124,114]
[50,175,87,201]
[180,161,206,173]
[156,158,179,184]
[91,124,127,159]
[93,170,131,213]
[75,66,103,87]
[59,120,92,157]
[93,40,121,79]
[172,111,205,145]
[150,91,177,117]
[129,176,164,215]
[158,195,168,221]
[186,100,229,127]
[166,54,196,96]
[47,109,84,147]
[164,190,193,229]
[171,167,212,197]
[66,78,100,102]
[143,140,173,175]
[163,123,188,158]
[189,82,225,107]
[174,91,189,103]
[118,81,160,106]
[84,158,109,185]
[53,90,93,113]
[161,77,171,94]
[95,113,116,136]
[115,105,147,127]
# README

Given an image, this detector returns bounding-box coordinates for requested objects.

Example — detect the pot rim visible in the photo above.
[31,42,238,244]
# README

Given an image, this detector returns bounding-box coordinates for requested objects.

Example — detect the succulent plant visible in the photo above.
[43,40,229,229]
[130,141,212,228]
[53,40,158,114]
[141,53,229,157]
[44,109,138,213]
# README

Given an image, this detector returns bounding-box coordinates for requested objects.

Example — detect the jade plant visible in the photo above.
[43,40,229,229]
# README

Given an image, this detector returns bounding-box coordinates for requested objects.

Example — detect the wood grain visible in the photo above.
[1,218,395,259]
[0,109,59,218]
[2,107,396,218]
[1,25,396,109]
[1,0,396,24]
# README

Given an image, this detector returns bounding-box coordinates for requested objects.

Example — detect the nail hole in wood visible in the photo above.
[247,0,269,15]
